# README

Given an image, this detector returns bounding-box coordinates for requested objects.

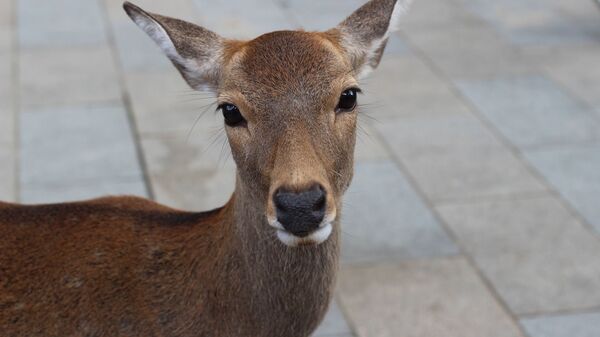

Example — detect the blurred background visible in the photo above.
[2,0,600,336]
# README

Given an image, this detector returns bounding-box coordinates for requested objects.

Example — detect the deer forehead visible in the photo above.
[220,31,355,110]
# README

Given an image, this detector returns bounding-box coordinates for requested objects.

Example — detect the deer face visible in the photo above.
[124,0,413,246]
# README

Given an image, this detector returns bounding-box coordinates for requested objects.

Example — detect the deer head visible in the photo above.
[124,0,412,247]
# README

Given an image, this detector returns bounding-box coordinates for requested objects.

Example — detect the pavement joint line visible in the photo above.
[98,0,154,201]
[517,305,600,320]
[372,24,532,337]
[396,23,600,331]
[397,28,600,243]
[360,102,529,335]
[431,190,553,207]
[20,98,125,112]
[273,0,314,30]
[12,0,21,203]
[331,293,359,337]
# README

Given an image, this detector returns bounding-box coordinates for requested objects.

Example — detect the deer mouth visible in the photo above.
[267,213,335,247]
[276,222,333,247]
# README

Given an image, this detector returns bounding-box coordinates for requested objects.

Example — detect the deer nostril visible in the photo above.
[273,184,327,236]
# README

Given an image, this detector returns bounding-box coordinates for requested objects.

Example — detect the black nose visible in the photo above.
[274,184,327,237]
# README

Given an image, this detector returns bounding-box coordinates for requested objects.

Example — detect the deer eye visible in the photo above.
[336,88,360,113]
[219,103,246,127]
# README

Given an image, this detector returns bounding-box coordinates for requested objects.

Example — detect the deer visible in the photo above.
[0,0,412,336]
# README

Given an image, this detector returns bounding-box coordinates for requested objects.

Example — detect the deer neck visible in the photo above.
[215,176,340,334]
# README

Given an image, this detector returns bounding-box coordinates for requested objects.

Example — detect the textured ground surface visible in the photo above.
[2,0,600,336]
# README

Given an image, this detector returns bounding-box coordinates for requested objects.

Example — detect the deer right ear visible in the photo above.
[334,0,413,79]
[123,2,224,92]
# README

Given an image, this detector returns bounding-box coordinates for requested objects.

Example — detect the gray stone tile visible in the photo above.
[524,145,600,233]
[20,104,143,185]
[456,76,600,149]
[406,21,533,78]
[151,168,235,212]
[0,50,14,145]
[125,70,214,134]
[104,0,198,72]
[375,114,547,202]
[360,55,471,118]
[400,0,481,31]
[436,196,600,315]
[353,122,391,163]
[522,45,600,108]
[111,21,171,72]
[337,258,524,337]
[521,312,600,337]
[0,105,13,145]
[18,0,107,48]
[21,178,148,204]
[459,0,600,46]
[312,300,353,337]
[281,0,363,31]
[141,126,234,175]
[0,0,13,27]
[104,0,199,25]
[0,145,16,202]
[19,46,121,107]
[341,161,458,263]
[193,0,295,39]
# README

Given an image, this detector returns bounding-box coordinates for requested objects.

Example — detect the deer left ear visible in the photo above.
[334,0,413,79]
[123,1,224,92]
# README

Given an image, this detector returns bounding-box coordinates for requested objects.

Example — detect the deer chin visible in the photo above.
[276,223,333,247]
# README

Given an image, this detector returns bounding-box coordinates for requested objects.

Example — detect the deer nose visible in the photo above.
[274,184,327,237]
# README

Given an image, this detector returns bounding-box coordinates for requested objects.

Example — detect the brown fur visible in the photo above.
[0,0,407,336]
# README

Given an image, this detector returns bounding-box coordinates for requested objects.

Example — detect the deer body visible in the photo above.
[0,1,411,336]
[0,194,337,337]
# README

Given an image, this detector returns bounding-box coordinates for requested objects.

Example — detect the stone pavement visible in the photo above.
[2,0,600,336]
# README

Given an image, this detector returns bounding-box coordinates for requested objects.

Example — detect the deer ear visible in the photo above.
[123,2,223,91]
[335,0,413,79]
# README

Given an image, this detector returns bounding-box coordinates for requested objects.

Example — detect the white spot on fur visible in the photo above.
[276,223,333,247]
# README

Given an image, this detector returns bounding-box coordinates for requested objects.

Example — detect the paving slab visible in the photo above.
[20,178,148,204]
[0,49,13,145]
[0,0,13,27]
[125,70,213,134]
[341,161,458,263]
[521,312,600,337]
[456,75,600,149]
[193,0,295,39]
[104,0,199,25]
[458,0,600,46]
[0,145,16,202]
[18,0,107,48]
[338,257,524,337]
[436,196,600,315]
[524,144,600,233]
[360,55,471,118]
[151,168,235,211]
[353,122,391,163]
[375,114,547,202]
[110,21,171,72]
[312,300,354,337]
[19,46,121,107]
[406,19,533,78]
[20,104,143,185]
[103,0,199,71]
[141,128,234,175]
[401,0,482,31]
[280,0,363,31]
[522,45,600,108]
